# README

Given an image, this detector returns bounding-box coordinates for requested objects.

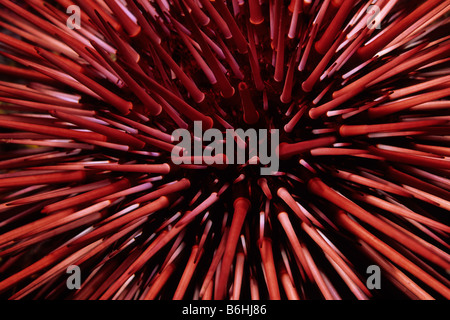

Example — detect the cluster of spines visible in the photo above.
[0,0,448,299]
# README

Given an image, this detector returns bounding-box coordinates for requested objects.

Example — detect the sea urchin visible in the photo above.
[0,0,449,300]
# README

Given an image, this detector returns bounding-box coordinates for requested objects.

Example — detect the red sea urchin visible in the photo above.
[0,0,449,300]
